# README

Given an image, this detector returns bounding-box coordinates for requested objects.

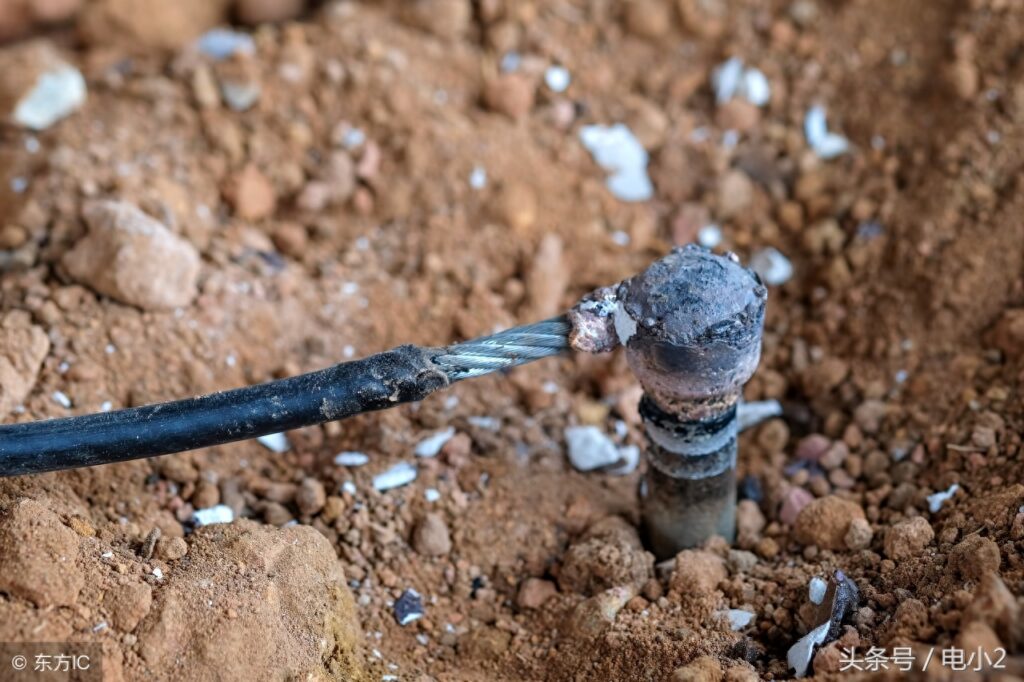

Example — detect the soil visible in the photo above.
[2,0,1024,680]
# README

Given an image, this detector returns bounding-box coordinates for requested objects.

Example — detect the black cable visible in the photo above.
[0,317,571,477]
[0,345,448,477]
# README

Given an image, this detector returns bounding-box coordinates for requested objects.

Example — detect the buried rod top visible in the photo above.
[569,245,768,409]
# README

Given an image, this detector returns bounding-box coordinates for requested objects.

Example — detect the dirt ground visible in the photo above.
[1,0,1024,679]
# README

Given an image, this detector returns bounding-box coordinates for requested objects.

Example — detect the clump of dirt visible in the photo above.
[2,0,1024,680]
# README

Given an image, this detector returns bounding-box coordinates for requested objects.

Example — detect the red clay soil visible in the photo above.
[1,0,1024,680]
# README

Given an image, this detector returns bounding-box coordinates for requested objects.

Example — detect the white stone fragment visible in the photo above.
[697,224,723,249]
[579,123,653,202]
[196,29,255,61]
[727,609,755,631]
[257,432,290,453]
[787,622,830,678]
[607,444,640,476]
[424,488,441,503]
[52,390,72,408]
[544,65,571,93]
[334,451,370,467]
[565,426,621,471]
[192,504,234,526]
[467,416,500,430]
[415,427,455,458]
[736,399,783,432]
[469,166,487,190]
[152,567,164,581]
[809,577,827,605]
[927,483,959,513]
[712,57,771,107]
[750,247,793,286]
[342,480,357,495]
[373,462,417,491]
[804,105,850,159]
[12,62,86,130]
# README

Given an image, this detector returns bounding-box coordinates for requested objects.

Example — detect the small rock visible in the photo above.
[795,434,831,463]
[990,309,1024,359]
[334,451,369,467]
[749,247,793,286]
[235,0,305,24]
[804,105,850,160]
[195,28,255,60]
[256,432,289,453]
[412,513,451,556]
[883,517,934,560]
[927,483,959,513]
[670,549,727,597]
[578,123,653,202]
[224,164,276,220]
[0,499,83,607]
[736,500,765,546]
[544,65,571,93]
[295,478,326,516]
[843,518,873,550]
[79,0,229,51]
[483,72,535,120]
[262,501,292,526]
[726,609,755,631]
[415,427,455,458]
[106,580,153,631]
[526,234,570,320]
[155,536,188,561]
[853,400,888,433]
[373,462,417,491]
[564,425,631,472]
[949,535,1000,581]
[394,588,424,626]
[717,169,753,219]
[0,315,50,418]
[808,577,827,604]
[779,487,814,525]
[559,516,653,595]
[63,201,201,310]
[565,585,635,639]
[624,0,672,39]
[404,0,471,40]
[192,505,234,526]
[793,496,865,550]
[671,655,723,682]
[0,40,86,130]
[516,578,557,610]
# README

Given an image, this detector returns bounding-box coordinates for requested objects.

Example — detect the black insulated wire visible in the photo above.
[0,316,572,478]
[0,345,449,477]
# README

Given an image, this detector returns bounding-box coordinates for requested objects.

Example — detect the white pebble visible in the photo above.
[579,124,653,202]
[342,480,357,495]
[788,622,829,678]
[13,64,86,131]
[927,483,959,513]
[424,488,441,502]
[196,29,255,61]
[727,608,755,631]
[52,390,72,408]
[335,451,370,467]
[606,444,640,476]
[152,567,164,581]
[808,577,827,605]
[467,416,499,431]
[749,247,794,286]
[565,426,620,471]
[804,105,850,159]
[192,504,234,526]
[373,462,417,491]
[415,427,455,458]
[544,65,571,93]
[257,432,290,453]
[100,401,113,412]
[712,57,771,107]
[469,166,487,190]
[697,224,723,249]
